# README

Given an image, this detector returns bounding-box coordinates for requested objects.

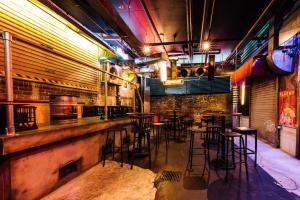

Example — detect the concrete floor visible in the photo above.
[42,130,300,200]
[133,132,300,200]
[42,161,156,200]
[237,136,300,197]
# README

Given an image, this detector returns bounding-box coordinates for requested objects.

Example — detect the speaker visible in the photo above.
[179,68,193,77]
[195,67,205,77]
[208,55,215,81]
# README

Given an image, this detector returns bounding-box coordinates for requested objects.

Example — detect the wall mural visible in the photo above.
[278,55,298,128]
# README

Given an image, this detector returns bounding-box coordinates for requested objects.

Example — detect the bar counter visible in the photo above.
[0,117,131,156]
[0,117,132,200]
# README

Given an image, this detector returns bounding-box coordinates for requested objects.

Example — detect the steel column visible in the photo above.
[3,32,15,135]
[104,62,109,120]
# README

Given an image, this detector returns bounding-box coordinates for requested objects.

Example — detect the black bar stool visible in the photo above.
[218,132,248,182]
[162,118,172,141]
[152,122,167,151]
[102,126,130,167]
[232,127,257,167]
[206,125,222,144]
[131,123,152,169]
[187,129,210,176]
[182,118,194,140]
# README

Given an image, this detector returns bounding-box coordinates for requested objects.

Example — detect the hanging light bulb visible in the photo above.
[159,61,167,82]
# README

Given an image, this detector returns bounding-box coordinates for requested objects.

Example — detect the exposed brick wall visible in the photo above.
[150,94,232,121]
[0,77,99,104]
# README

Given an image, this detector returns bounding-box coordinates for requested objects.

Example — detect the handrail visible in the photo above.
[224,0,278,64]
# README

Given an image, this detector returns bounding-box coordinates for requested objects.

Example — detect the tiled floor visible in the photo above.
[42,130,300,200]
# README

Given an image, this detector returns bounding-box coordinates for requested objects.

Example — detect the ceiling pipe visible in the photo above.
[224,0,279,64]
[199,0,208,50]
[64,0,138,58]
[206,0,216,40]
[185,0,193,58]
[189,0,193,58]
[139,0,169,59]
[146,38,241,46]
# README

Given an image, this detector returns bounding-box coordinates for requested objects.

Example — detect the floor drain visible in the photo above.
[154,170,182,187]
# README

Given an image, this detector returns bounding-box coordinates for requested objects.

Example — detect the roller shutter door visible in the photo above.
[0,1,112,91]
[250,77,277,145]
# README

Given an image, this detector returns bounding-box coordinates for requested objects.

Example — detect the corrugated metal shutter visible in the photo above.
[0,39,99,91]
[250,77,277,145]
[0,1,110,91]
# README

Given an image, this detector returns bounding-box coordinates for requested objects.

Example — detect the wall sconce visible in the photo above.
[240,80,246,105]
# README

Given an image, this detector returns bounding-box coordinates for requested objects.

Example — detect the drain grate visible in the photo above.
[154,170,182,187]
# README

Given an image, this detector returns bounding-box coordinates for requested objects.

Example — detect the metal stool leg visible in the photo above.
[131,131,136,169]
[112,131,115,160]
[147,131,152,168]
[225,138,229,182]
[121,131,124,167]
[231,138,236,168]
[241,136,249,180]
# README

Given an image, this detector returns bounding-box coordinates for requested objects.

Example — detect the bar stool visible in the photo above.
[218,132,248,182]
[187,129,210,176]
[131,123,152,169]
[232,127,257,167]
[206,125,222,144]
[152,122,166,151]
[162,118,172,140]
[102,126,130,167]
[182,119,194,140]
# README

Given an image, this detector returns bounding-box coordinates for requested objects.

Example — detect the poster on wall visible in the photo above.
[278,58,298,128]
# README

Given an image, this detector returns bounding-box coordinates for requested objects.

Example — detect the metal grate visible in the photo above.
[154,170,182,187]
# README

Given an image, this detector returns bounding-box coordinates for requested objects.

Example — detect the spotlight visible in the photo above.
[202,41,210,51]
[143,46,150,54]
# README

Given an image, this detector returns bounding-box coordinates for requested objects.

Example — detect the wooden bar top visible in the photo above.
[0,117,131,156]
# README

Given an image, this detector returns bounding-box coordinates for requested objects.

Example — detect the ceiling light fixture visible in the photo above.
[143,46,150,54]
[202,41,210,51]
